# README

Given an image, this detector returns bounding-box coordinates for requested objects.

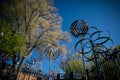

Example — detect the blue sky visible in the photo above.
[54,0,120,49]
[30,0,120,74]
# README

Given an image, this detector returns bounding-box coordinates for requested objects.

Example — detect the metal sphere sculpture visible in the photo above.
[70,19,88,38]
[45,44,60,61]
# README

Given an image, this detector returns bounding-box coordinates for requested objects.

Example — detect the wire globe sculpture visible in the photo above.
[45,45,60,61]
[70,19,88,38]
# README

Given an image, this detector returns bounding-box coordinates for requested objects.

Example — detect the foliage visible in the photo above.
[0,0,71,57]
[60,53,84,77]
[0,19,25,56]
[88,45,120,80]
[64,59,84,74]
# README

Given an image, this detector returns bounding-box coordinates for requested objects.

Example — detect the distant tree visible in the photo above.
[0,0,71,73]
[64,59,84,74]
[60,52,84,79]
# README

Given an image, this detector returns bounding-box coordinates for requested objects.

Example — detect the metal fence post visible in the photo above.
[57,73,60,80]
[86,69,89,80]
[70,72,73,80]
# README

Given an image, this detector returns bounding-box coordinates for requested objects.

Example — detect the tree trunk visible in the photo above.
[17,56,26,76]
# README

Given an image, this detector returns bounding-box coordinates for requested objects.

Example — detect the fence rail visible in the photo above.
[88,51,120,80]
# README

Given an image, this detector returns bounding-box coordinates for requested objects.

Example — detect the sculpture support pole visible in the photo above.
[90,40,101,80]
[93,51,101,80]
[49,58,52,80]
[80,36,86,79]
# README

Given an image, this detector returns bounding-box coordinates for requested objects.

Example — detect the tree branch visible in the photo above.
[26,29,48,55]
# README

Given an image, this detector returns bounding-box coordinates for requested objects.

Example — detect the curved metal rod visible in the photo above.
[74,38,90,48]
[83,54,95,62]
[90,31,102,39]
[83,39,92,48]
[83,49,92,54]
[74,40,82,49]
[93,31,114,45]
[75,44,92,54]
[74,38,92,54]
[93,37,110,45]
[90,26,99,30]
